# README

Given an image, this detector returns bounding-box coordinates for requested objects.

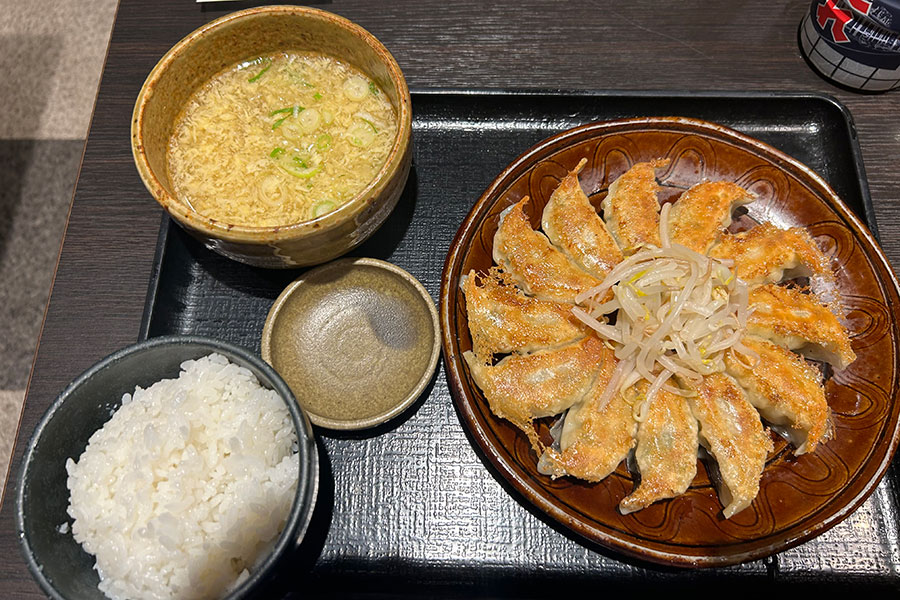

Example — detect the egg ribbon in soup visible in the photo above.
[167,52,398,228]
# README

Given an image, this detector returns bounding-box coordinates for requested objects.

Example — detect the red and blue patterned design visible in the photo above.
[800,0,900,90]
[840,0,900,33]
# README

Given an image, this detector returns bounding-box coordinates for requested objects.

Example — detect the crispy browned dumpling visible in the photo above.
[708,222,832,286]
[541,158,624,280]
[667,181,755,254]
[601,159,669,254]
[686,373,773,519]
[726,336,830,455]
[493,197,600,303]
[747,284,856,370]
[619,384,699,515]
[538,346,636,481]
[463,335,607,449]
[462,155,853,517]
[462,268,587,362]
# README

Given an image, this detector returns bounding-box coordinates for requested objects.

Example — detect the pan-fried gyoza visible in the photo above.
[462,157,856,518]
[541,158,624,280]
[493,196,600,303]
[708,222,833,286]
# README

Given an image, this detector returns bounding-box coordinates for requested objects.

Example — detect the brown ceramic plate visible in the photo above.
[439,117,900,567]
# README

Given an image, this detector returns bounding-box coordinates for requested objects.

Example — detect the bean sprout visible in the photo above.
[575,206,752,418]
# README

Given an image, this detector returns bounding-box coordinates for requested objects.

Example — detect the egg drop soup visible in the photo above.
[167,52,398,228]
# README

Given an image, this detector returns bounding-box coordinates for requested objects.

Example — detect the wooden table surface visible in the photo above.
[3,0,900,596]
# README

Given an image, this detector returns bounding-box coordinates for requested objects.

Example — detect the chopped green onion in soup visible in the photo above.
[313,200,337,217]
[316,133,332,150]
[347,121,376,147]
[342,75,370,101]
[166,51,397,228]
[298,108,321,133]
[247,59,272,83]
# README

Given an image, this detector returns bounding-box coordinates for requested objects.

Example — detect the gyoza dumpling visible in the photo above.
[462,269,587,362]
[537,346,636,481]
[708,222,833,286]
[464,335,607,449]
[541,158,624,280]
[686,373,773,519]
[601,159,669,254]
[619,385,699,515]
[725,336,830,455]
[667,181,755,254]
[747,284,856,370]
[493,197,600,303]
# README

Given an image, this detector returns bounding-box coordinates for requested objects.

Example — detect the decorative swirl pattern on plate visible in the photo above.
[659,134,716,185]
[808,220,857,270]
[527,158,569,212]
[590,135,640,184]
[842,294,891,347]
[763,444,850,496]
[619,495,701,542]
[830,367,891,423]
[440,117,900,567]
[730,166,794,231]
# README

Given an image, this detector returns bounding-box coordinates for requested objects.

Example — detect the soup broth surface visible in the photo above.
[167,51,398,227]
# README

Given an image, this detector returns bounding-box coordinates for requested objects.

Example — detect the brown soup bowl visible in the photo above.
[132,5,412,268]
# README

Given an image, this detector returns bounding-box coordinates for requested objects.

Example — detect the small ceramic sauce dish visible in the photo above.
[262,258,440,430]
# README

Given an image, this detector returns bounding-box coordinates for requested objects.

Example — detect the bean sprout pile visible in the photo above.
[572,203,757,421]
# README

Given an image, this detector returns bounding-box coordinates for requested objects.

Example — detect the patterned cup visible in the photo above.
[800,0,900,91]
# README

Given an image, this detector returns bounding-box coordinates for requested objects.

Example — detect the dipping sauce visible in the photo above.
[167,52,398,227]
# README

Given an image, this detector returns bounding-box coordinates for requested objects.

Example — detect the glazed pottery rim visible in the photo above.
[439,115,900,567]
[15,334,319,599]
[261,257,441,430]
[131,5,413,244]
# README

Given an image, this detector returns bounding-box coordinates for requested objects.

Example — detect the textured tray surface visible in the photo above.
[141,92,898,591]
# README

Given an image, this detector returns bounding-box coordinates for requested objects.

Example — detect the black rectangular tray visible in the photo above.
[139,91,898,594]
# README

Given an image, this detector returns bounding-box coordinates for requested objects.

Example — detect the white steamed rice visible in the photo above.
[65,353,299,600]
